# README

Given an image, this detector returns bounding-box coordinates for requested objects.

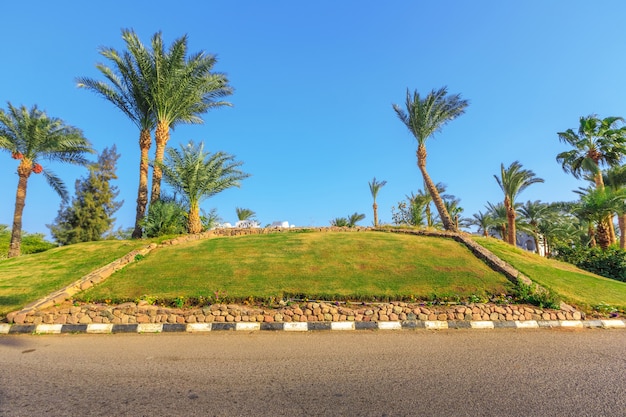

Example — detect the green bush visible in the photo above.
[554,244,626,282]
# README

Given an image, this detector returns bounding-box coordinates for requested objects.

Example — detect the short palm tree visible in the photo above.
[0,103,93,257]
[469,211,493,237]
[145,31,233,203]
[485,202,509,241]
[76,29,155,238]
[557,115,626,188]
[236,207,256,221]
[368,177,387,227]
[159,141,249,234]
[574,187,626,250]
[393,87,468,232]
[347,212,366,228]
[517,200,549,254]
[603,166,626,249]
[494,161,544,245]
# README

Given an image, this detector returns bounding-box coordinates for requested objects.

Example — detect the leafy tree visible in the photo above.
[391,196,425,227]
[0,225,56,259]
[159,141,249,234]
[494,161,544,245]
[48,146,123,245]
[236,207,256,221]
[0,103,92,257]
[368,177,387,227]
[393,87,468,232]
[77,29,155,238]
[557,115,626,188]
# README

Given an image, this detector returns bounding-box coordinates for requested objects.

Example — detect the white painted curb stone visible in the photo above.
[283,322,308,331]
[186,323,212,332]
[86,324,113,334]
[560,320,583,328]
[424,321,448,330]
[378,321,402,330]
[331,322,355,331]
[36,324,62,334]
[470,321,494,329]
[236,322,260,331]
[601,320,626,328]
[0,324,12,334]
[137,323,163,333]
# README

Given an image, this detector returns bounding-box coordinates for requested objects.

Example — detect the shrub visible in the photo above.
[554,244,626,282]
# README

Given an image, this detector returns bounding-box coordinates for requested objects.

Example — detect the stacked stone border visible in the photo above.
[3,226,616,331]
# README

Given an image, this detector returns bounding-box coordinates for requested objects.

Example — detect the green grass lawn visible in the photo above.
[0,240,152,316]
[77,231,512,304]
[474,236,626,311]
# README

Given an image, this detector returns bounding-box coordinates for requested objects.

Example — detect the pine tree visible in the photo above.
[48,146,123,244]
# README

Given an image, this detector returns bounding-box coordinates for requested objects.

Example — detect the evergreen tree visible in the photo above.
[48,146,123,244]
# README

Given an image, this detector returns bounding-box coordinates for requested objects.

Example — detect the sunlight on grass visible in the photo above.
[79,231,512,303]
[474,236,626,310]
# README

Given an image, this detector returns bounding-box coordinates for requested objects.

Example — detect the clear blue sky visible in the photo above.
[1,1,625,236]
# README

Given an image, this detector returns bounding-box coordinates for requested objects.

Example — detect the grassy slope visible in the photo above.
[78,231,512,303]
[474,236,626,311]
[0,240,151,316]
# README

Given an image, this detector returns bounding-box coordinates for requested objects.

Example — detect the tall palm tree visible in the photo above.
[159,141,249,234]
[603,165,626,249]
[0,103,92,257]
[494,161,544,245]
[518,200,549,254]
[144,31,233,203]
[76,29,155,238]
[557,115,626,188]
[368,177,387,227]
[393,87,468,232]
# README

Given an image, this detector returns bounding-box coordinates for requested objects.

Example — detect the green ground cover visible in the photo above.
[474,236,626,311]
[76,231,512,305]
[0,240,151,316]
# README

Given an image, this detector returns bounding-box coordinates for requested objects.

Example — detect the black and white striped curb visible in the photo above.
[1,319,624,334]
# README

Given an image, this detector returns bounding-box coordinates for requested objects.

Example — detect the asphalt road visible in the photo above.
[1,329,625,416]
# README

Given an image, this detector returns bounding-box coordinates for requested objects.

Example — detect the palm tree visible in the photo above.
[347,212,366,228]
[557,115,626,188]
[517,200,549,254]
[0,103,92,257]
[494,161,544,245]
[76,29,155,238]
[393,87,468,232]
[368,177,387,227]
[469,211,493,237]
[574,187,626,250]
[236,207,256,221]
[145,31,233,203]
[159,140,249,234]
[485,202,508,241]
[603,166,626,249]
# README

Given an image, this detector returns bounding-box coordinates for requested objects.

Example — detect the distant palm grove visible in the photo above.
[2,30,626,283]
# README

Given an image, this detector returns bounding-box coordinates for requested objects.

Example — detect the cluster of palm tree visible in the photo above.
[77,29,233,238]
[330,212,366,228]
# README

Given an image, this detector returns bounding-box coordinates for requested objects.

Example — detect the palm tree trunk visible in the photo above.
[372,202,378,227]
[188,202,202,234]
[504,196,516,245]
[617,213,626,249]
[8,160,32,258]
[608,214,617,245]
[132,129,152,238]
[597,219,612,250]
[150,120,170,203]
[416,146,457,232]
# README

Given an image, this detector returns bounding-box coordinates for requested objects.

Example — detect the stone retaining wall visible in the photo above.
[10,300,584,326]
